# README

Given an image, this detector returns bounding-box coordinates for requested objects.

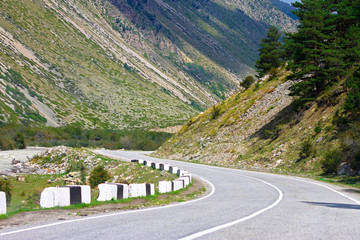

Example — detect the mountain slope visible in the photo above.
[154,69,359,175]
[0,0,297,129]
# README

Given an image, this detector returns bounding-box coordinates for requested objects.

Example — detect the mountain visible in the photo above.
[154,67,359,175]
[0,0,297,129]
[279,0,296,4]
[270,0,298,19]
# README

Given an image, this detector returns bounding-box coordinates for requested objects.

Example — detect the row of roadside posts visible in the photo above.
[0,159,193,212]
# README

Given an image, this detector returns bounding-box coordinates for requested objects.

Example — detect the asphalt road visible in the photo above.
[1,150,360,240]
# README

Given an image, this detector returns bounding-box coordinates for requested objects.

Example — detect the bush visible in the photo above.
[0,137,15,150]
[14,132,26,149]
[299,139,313,159]
[211,105,221,119]
[89,165,110,189]
[240,75,255,89]
[0,178,13,203]
[321,149,342,174]
[268,68,278,81]
[314,122,322,134]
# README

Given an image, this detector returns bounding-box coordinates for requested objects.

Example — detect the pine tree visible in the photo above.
[286,0,336,100]
[255,26,283,78]
[286,0,360,106]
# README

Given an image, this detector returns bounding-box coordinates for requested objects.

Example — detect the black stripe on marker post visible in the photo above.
[116,184,124,200]
[179,179,185,188]
[146,184,151,196]
[68,186,82,205]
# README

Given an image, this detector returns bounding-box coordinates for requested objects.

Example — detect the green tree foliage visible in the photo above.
[285,0,360,108]
[344,66,360,111]
[286,0,336,99]
[299,139,313,159]
[89,165,110,189]
[14,132,26,149]
[255,26,284,78]
[321,149,342,174]
[240,75,255,89]
[0,124,172,150]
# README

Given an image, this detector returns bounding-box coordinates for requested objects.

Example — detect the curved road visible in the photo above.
[1,150,360,239]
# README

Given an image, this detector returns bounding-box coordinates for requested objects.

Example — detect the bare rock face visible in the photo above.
[337,162,352,176]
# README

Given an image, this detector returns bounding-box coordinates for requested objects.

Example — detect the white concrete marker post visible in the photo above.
[129,183,147,197]
[180,176,190,187]
[0,191,6,214]
[146,183,155,196]
[169,166,178,174]
[80,185,91,204]
[172,180,184,191]
[128,184,139,198]
[177,170,190,177]
[138,184,147,197]
[151,162,160,170]
[40,187,56,208]
[160,164,170,171]
[68,185,91,204]
[158,181,172,193]
[97,184,117,201]
[54,187,70,207]
[114,183,129,199]
[40,187,71,208]
[144,160,153,167]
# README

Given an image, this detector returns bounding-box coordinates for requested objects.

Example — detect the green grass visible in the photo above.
[0,175,203,219]
[0,147,200,219]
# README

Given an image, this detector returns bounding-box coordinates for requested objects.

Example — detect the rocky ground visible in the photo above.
[1,146,100,184]
[0,147,47,172]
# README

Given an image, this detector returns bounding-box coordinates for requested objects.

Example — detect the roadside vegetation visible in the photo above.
[0,123,172,151]
[0,147,204,220]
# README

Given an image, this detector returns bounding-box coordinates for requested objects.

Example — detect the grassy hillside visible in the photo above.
[0,0,296,129]
[154,68,360,179]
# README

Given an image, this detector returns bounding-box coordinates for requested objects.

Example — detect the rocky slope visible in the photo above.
[0,0,297,129]
[154,69,359,176]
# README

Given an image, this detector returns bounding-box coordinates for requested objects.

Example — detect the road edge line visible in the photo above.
[0,176,215,237]
[179,175,283,240]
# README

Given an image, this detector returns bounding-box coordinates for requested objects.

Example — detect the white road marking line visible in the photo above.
[179,173,284,240]
[0,176,215,237]
[292,178,360,205]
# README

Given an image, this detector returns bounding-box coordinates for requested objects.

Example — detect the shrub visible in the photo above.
[299,139,313,159]
[314,122,322,134]
[14,132,26,149]
[321,149,342,174]
[89,165,110,189]
[0,137,15,150]
[0,178,13,203]
[240,76,255,89]
[268,68,278,81]
[211,105,221,119]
